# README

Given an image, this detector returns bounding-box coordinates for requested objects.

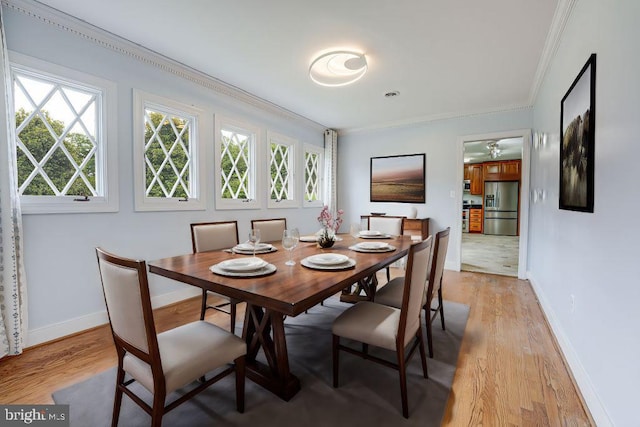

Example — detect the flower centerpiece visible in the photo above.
[317,205,344,248]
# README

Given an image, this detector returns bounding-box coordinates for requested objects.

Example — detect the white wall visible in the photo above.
[529,0,640,425]
[338,109,532,271]
[3,7,325,344]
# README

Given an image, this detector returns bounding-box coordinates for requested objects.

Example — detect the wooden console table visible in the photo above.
[360,215,430,240]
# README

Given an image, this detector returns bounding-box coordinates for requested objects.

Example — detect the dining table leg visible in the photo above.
[242,303,301,401]
[339,273,379,303]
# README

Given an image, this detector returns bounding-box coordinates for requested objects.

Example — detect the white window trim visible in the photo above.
[9,52,118,214]
[214,115,262,210]
[267,131,298,209]
[303,143,324,208]
[133,90,205,212]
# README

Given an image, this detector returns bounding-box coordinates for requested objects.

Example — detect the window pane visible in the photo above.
[143,109,193,198]
[13,70,100,198]
[305,151,321,202]
[220,128,252,199]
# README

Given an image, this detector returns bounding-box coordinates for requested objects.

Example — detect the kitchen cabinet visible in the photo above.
[483,160,521,181]
[470,164,483,195]
[464,165,471,180]
[469,208,483,233]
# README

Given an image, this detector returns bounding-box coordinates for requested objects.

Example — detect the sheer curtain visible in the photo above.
[323,129,338,213]
[0,8,28,358]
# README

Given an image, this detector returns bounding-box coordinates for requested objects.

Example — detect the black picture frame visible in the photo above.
[560,53,596,212]
[370,153,426,203]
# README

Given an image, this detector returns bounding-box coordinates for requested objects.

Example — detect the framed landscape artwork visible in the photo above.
[370,153,425,203]
[559,53,596,212]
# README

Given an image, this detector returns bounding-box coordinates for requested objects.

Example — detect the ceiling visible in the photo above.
[34,0,559,132]
[464,138,523,164]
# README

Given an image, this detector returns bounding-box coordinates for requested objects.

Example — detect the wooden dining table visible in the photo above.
[148,234,414,401]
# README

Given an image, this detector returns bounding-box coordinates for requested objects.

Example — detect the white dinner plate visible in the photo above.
[356,242,389,250]
[299,235,319,242]
[305,253,349,266]
[359,230,382,236]
[210,263,276,277]
[234,243,272,251]
[217,257,267,272]
[358,233,391,239]
[349,244,396,253]
[301,257,355,271]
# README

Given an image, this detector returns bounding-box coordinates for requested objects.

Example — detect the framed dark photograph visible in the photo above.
[560,53,596,212]
[370,153,425,203]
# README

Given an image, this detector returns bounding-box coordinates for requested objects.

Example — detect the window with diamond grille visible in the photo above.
[14,71,100,197]
[10,55,118,214]
[143,108,192,199]
[267,132,297,208]
[304,144,324,207]
[133,90,203,211]
[220,128,252,200]
[215,116,259,210]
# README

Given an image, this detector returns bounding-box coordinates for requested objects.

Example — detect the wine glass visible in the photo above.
[350,223,361,243]
[282,228,299,266]
[248,229,261,257]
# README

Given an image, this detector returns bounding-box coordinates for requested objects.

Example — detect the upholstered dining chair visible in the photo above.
[250,218,287,243]
[191,221,241,332]
[332,237,432,419]
[95,248,246,427]
[375,227,450,358]
[368,215,405,282]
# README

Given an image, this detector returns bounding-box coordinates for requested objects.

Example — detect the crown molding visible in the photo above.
[2,0,326,133]
[528,0,579,105]
[339,104,534,136]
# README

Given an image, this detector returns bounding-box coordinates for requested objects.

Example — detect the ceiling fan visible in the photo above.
[487,141,501,159]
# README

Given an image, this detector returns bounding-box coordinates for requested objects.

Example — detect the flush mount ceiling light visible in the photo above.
[309,50,368,87]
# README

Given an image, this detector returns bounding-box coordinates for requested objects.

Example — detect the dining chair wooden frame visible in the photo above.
[95,248,246,427]
[190,221,240,332]
[374,227,450,358]
[250,218,287,243]
[332,237,432,419]
[367,215,405,282]
[423,227,450,357]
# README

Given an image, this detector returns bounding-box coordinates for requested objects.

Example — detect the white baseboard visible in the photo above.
[526,271,612,427]
[26,287,201,348]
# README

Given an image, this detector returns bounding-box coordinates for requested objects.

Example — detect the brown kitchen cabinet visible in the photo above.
[483,160,521,181]
[469,208,483,233]
[469,164,483,195]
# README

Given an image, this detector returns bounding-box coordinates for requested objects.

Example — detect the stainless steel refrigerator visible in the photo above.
[484,181,519,236]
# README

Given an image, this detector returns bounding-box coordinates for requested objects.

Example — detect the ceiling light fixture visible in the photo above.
[487,141,501,159]
[309,50,368,87]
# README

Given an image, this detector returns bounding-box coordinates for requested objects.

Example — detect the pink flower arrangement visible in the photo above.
[317,205,344,235]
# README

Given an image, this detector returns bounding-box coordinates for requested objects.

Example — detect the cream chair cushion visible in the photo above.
[369,217,403,236]
[374,277,405,309]
[375,277,430,308]
[332,301,418,350]
[252,219,286,243]
[123,321,246,394]
[99,258,149,353]
[192,222,238,252]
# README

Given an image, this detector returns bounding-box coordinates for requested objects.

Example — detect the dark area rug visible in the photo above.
[53,297,469,426]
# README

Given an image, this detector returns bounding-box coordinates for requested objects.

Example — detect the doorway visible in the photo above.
[456,130,531,279]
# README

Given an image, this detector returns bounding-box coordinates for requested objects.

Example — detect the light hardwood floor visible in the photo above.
[0,271,594,426]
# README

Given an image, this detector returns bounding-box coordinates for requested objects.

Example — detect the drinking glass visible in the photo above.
[350,223,361,243]
[282,228,299,266]
[248,229,261,257]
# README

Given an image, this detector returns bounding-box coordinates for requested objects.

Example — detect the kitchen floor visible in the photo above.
[461,233,519,276]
